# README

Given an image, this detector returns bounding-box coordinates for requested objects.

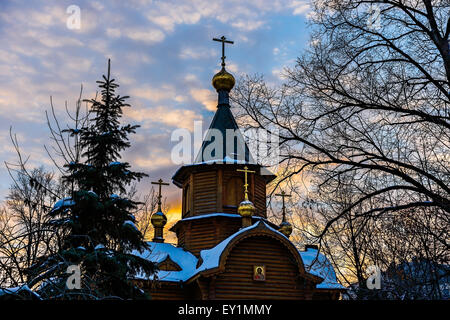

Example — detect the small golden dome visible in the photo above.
[279,221,293,237]
[151,211,167,228]
[238,199,256,217]
[212,67,235,92]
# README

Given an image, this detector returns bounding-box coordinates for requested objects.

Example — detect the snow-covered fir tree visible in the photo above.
[28,60,155,299]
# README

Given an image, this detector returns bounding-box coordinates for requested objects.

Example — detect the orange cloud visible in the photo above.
[124,105,203,132]
[190,88,216,111]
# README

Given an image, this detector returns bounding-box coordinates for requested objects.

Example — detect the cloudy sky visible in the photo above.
[0,0,312,221]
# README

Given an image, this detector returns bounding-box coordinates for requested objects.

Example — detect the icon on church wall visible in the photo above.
[253,265,266,281]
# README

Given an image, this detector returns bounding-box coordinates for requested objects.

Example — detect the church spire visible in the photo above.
[213,36,234,68]
[212,36,235,105]
[150,178,169,243]
[237,166,256,228]
[193,36,255,164]
[275,190,293,238]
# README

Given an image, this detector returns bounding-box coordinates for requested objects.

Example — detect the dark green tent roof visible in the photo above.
[194,103,255,164]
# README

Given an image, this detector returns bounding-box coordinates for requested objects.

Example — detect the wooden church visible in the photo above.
[133,37,345,300]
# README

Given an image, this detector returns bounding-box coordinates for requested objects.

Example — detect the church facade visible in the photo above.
[133,38,345,300]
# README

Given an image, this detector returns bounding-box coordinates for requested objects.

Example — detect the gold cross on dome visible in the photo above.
[213,36,234,67]
[275,190,291,222]
[151,178,169,211]
[237,166,255,201]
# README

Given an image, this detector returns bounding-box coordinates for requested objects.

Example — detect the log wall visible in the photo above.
[176,217,242,256]
[181,166,267,219]
[213,236,314,300]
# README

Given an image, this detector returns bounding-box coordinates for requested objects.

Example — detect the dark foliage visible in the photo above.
[28,60,155,299]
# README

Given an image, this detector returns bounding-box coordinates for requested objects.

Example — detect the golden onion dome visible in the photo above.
[212,67,235,92]
[279,221,293,237]
[151,211,167,228]
[238,199,256,217]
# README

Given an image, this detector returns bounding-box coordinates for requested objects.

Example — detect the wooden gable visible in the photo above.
[213,235,315,299]
[158,255,182,272]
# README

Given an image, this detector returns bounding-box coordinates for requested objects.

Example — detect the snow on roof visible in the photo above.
[193,220,293,277]
[0,284,41,299]
[180,157,256,168]
[300,248,345,289]
[196,222,262,272]
[133,221,343,289]
[181,213,240,221]
[132,242,198,282]
[178,212,265,222]
[195,157,250,165]
[130,224,261,282]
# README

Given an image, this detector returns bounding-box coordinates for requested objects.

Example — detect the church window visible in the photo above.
[183,184,190,214]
